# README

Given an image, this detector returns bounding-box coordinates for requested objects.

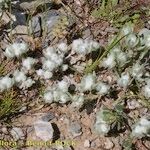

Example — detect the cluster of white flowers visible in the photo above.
[4,42,29,58]
[36,43,68,79]
[0,76,14,92]
[22,57,37,71]
[94,110,110,135]
[43,79,71,104]
[132,117,150,138]
[117,73,130,88]
[72,38,100,55]
[0,70,35,91]
[102,47,128,68]
[96,81,110,95]
[79,73,96,92]
[13,70,35,89]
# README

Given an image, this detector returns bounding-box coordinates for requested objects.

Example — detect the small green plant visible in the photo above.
[0,90,20,120]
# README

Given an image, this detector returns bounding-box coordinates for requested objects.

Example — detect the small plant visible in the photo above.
[0,90,20,120]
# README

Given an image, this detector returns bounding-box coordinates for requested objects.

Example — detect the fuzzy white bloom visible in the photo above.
[42,59,57,71]
[57,79,70,92]
[94,110,110,135]
[4,42,28,58]
[58,92,70,104]
[121,24,133,36]
[0,76,14,92]
[13,70,27,83]
[71,93,84,108]
[143,83,150,98]
[96,82,110,95]
[94,122,110,135]
[36,69,53,79]
[22,57,36,70]
[62,64,68,71]
[43,47,55,59]
[102,54,116,68]
[57,42,68,52]
[116,52,128,66]
[80,73,96,91]
[126,33,139,48]
[138,28,150,47]
[72,39,99,55]
[43,91,54,103]
[117,73,130,88]
[19,78,35,89]
[132,117,150,138]
[130,63,144,80]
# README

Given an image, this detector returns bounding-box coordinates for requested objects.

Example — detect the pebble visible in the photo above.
[84,139,90,148]
[34,120,54,141]
[69,121,82,138]
[10,127,24,141]
[41,112,55,121]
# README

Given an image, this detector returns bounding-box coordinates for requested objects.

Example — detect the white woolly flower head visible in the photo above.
[43,46,55,59]
[96,82,110,95]
[57,79,70,92]
[116,52,128,66]
[19,78,35,89]
[61,64,68,71]
[121,24,133,36]
[102,54,116,68]
[22,57,36,71]
[130,63,144,80]
[13,70,27,83]
[125,33,139,48]
[132,117,150,138]
[72,39,99,55]
[43,91,54,103]
[42,59,57,71]
[117,73,130,88]
[0,76,14,92]
[80,73,96,92]
[57,42,68,52]
[4,42,29,58]
[71,93,84,108]
[36,69,53,79]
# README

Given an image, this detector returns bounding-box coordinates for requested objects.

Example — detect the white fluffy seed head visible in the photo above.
[121,24,133,36]
[116,52,128,66]
[130,63,144,79]
[132,117,150,138]
[43,91,54,103]
[117,73,130,88]
[126,33,139,48]
[22,57,36,70]
[42,59,56,71]
[19,78,35,89]
[143,84,150,98]
[13,70,27,83]
[43,47,55,59]
[57,79,70,92]
[102,54,116,68]
[4,42,29,58]
[0,76,14,92]
[96,82,110,95]
[57,42,68,52]
[62,64,68,71]
[80,73,96,91]
[71,93,84,108]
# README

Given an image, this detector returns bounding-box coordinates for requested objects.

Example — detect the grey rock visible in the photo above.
[41,112,55,121]
[34,120,54,141]
[68,121,82,137]
[10,127,24,141]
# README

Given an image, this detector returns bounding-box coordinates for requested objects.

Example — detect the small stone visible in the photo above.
[68,121,82,138]
[34,120,54,141]
[104,138,114,149]
[41,112,55,121]
[84,139,90,148]
[10,127,24,141]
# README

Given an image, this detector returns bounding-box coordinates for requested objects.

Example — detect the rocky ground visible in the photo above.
[0,0,150,150]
